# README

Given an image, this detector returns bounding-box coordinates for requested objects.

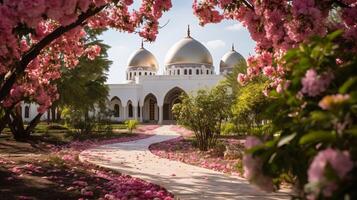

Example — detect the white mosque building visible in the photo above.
[22,27,246,124]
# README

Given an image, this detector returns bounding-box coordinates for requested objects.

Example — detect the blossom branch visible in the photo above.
[0,5,106,102]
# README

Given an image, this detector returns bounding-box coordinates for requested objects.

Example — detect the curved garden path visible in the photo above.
[79,125,290,200]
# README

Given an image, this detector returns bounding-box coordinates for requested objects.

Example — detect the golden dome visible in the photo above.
[165,28,213,66]
[220,44,245,70]
[127,45,158,71]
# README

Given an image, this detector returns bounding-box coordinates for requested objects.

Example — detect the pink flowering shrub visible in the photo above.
[193,1,357,199]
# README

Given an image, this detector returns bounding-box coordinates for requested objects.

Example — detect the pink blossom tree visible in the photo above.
[193,0,357,199]
[0,0,172,138]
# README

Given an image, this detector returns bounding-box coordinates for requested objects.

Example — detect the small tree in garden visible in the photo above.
[0,0,172,138]
[173,85,233,151]
[125,119,139,133]
[193,0,357,199]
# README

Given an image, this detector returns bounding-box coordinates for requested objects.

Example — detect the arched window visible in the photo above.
[206,70,209,74]
[114,104,120,117]
[139,72,141,76]
[196,69,199,75]
[145,72,147,75]
[177,69,180,75]
[134,72,136,76]
[184,69,187,75]
[189,69,192,75]
[25,106,30,118]
[129,72,132,79]
[128,103,133,118]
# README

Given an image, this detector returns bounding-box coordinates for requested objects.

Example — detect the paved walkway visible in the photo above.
[79,126,290,200]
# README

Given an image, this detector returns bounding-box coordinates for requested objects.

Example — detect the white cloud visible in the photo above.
[225,23,243,31]
[205,40,226,50]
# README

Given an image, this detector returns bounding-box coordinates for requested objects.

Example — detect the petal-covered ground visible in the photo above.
[0,125,173,200]
[149,126,244,176]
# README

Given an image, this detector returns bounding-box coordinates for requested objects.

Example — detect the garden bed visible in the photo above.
[149,126,244,176]
[0,125,173,200]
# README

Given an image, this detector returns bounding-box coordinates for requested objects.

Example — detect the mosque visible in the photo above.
[22,27,246,124]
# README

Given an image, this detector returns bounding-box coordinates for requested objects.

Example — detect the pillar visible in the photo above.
[158,105,163,124]
[123,106,127,121]
[139,106,143,122]
[133,106,138,120]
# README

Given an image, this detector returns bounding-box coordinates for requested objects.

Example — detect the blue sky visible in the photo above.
[100,0,255,84]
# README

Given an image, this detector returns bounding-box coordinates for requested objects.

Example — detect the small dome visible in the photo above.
[127,46,158,71]
[165,27,213,66]
[220,45,245,71]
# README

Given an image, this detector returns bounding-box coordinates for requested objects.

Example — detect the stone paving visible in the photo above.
[79,125,290,200]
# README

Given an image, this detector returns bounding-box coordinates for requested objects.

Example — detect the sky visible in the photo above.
[99,0,256,84]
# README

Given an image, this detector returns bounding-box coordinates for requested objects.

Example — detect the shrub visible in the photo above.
[221,122,236,135]
[125,120,139,133]
[173,85,233,151]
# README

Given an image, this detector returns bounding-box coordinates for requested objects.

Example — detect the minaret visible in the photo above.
[187,25,191,38]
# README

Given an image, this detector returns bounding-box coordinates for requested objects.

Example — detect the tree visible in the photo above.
[193,1,357,198]
[3,28,112,139]
[173,85,233,151]
[0,0,172,116]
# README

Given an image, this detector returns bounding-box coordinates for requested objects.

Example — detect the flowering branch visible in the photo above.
[0,5,106,102]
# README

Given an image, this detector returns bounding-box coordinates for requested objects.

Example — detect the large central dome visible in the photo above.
[165,30,213,66]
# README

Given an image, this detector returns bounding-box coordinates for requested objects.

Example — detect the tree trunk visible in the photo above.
[24,113,43,135]
[0,112,9,134]
[51,106,56,122]
[6,110,28,140]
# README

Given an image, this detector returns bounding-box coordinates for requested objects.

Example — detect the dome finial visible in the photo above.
[187,25,191,38]
[232,43,235,51]
[141,39,144,49]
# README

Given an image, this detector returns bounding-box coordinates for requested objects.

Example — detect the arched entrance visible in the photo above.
[143,93,158,122]
[110,96,122,121]
[163,87,186,121]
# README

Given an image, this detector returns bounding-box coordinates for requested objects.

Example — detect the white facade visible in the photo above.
[21,28,245,124]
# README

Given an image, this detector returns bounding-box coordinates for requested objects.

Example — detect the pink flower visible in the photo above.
[301,69,334,97]
[262,66,275,77]
[237,73,247,85]
[307,148,353,198]
[243,137,274,192]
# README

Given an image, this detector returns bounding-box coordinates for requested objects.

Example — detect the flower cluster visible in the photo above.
[307,148,353,199]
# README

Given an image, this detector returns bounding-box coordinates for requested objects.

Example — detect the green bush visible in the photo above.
[173,85,233,151]
[125,120,138,133]
[221,122,236,135]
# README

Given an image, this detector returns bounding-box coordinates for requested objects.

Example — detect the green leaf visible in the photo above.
[339,77,357,94]
[299,130,336,145]
[326,30,343,41]
[278,133,297,147]
[345,127,357,137]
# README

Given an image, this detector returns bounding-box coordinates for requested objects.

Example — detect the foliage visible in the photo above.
[194,1,357,199]
[220,122,236,135]
[232,77,271,135]
[125,120,139,134]
[245,32,357,199]
[173,85,233,151]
